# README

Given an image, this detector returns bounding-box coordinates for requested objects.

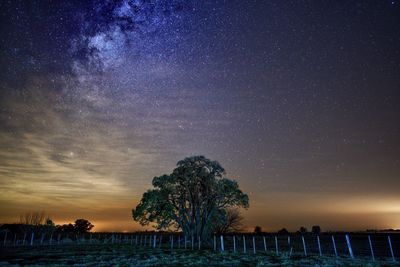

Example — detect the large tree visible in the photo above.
[212,207,245,234]
[132,156,249,239]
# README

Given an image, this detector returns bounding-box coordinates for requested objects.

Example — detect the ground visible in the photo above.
[0,245,399,266]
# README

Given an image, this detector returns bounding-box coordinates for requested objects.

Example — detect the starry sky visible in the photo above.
[0,0,400,232]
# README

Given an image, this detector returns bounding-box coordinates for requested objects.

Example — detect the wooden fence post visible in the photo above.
[214,235,216,251]
[388,236,396,262]
[171,235,174,250]
[263,236,267,252]
[3,231,7,246]
[275,236,278,255]
[22,232,26,246]
[185,235,187,249]
[253,236,256,254]
[233,236,236,253]
[317,235,322,256]
[220,235,224,252]
[331,235,337,257]
[50,233,53,245]
[345,235,354,259]
[30,233,34,246]
[198,236,201,250]
[366,235,374,261]
[191,234,194,250]
[302,235,307,256]
[243,235,246,253]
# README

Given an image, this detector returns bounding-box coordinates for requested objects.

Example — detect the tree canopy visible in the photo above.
[132,156,249,239]
[56,219,94,234]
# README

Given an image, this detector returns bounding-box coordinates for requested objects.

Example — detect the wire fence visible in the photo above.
[1,231,398,262]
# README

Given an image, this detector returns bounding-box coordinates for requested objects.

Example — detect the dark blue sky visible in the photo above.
[0,0,399,231]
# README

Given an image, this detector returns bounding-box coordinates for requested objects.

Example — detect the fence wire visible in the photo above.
[0,231,398,262]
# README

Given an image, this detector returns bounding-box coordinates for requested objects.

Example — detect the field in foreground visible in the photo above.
[0,245,399,267]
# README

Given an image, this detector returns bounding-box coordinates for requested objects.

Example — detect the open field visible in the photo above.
[1,244,399,267]
[0,244,400,266]
[1,232,399,266]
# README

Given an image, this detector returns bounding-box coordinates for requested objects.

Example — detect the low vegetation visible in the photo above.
[0,244,397,267]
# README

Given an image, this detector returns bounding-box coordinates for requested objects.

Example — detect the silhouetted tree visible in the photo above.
[254,226,262,234]
[212,208,244,234]
[74,219,94,233]
[311,225,321,235]
[45,218,55,227]
[19,211,46,225]
[17,211,55,235]
[299,226,308,234]
[132,156,249,240]
[277,228,289,235]
[56,223,75,233]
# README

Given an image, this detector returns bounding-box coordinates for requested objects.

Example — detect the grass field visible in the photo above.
[0,244,399,266]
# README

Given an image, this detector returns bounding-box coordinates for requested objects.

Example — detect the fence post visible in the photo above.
[185,235,187,249]
[367,235,375,261]
[30,232,34,246]
[317,235,322,256]
[198,236,201,250]
[275,236,278,255]
[243,235,247,253]
[345,234,354,259]
[331,235,337,257]
[13,234,16,246]
[178,236,181,248]
[214,235,216,251]
[302,235,307,256]
[50,232,53,245]
[191,234,194,250]
[220,235,224,252]
[388,236,396,262]
[263,236,267,252]
[171,235,174,250]
[233,236,236,253]
[159,235,163,248]
[23,233,26,246]
[3,231,7,246]
[253,236,256,254]
[153,235,157,248]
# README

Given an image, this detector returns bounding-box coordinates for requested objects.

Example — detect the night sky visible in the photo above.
[1,0,400,232]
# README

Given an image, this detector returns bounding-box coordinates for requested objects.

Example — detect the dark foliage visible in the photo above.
[311,225,321,235]
[132,156,249,239]
[277,228,289,235]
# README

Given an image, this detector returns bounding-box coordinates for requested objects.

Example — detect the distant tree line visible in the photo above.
[251,225,322,235]
[0,211,94,235]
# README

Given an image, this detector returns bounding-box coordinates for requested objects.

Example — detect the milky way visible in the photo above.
[1,1,400,231]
